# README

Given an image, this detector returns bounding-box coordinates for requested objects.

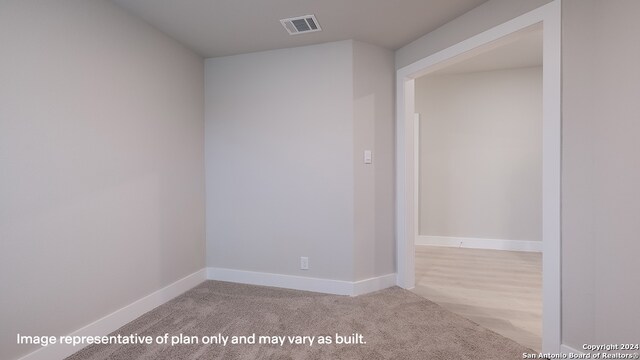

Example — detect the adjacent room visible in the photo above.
[1,1,639,360]
[412,26,543,351]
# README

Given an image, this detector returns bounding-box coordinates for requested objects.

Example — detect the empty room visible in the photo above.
[1,1,639,360]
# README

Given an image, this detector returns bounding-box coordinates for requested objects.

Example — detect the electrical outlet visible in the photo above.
[300,257,309,270]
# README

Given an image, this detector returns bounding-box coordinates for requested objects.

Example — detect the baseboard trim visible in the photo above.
[416,235,542,252]
[18,269,207,360]
[352,273,397,296]
[207,267,396,297]
[560,344,585,356]
[17,268,393,360]
[207,267,352,295]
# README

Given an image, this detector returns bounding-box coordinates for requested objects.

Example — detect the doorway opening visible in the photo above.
[395,1,561,354]
[412,24,543,350]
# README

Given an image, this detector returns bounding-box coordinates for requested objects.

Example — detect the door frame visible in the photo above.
[394,0,561,353]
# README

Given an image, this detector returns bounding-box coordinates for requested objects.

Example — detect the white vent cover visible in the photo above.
[280,15,321,35]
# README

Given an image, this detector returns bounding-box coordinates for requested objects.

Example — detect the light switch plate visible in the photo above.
[364,150,372,164]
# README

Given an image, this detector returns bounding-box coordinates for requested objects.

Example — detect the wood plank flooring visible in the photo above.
[412,245,542,351]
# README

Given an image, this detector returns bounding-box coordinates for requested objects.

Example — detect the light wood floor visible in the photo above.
[412,245,542,351]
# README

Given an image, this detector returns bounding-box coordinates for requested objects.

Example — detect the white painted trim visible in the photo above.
[18,269,207,360]
[352,273,397,296]
[561,344,585,356]
[413,113,420,243]
[395,0,561,354]
[207,267,352,295]
[395,78,416,290]
[416,235,542,252]
[207,267,395,297]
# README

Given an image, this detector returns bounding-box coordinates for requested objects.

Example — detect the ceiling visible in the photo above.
[110,0,488,58]
[427,25,542,76]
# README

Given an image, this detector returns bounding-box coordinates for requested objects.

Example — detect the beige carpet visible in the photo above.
[66,281,532,359]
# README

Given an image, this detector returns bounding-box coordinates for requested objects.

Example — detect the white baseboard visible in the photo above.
[18,268,392,360]
[416,235,542,252]
[18,269,207,360]
[561,344,585,355]
[207,267,352,295]
[353,273,397,296]
[207,267,396,297]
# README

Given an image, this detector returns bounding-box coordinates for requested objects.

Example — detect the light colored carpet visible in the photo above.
[66,281,532,359]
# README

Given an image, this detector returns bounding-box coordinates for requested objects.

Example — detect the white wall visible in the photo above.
[0,1,205,359]
[205,40,395,283]
[205,41,355,281]
[352,41,396,280]
[562,0,640,348]
[415,67,542,242]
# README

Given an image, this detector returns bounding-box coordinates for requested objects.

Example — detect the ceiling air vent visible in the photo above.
[280,15,321,35]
